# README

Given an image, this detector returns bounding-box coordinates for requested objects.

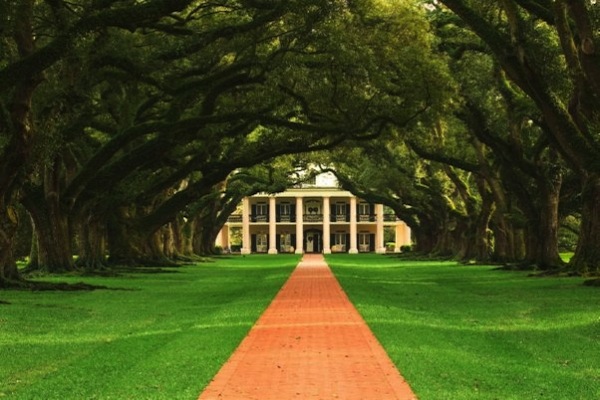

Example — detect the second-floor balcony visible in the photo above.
[252,214,269,223]
[228,214,243,223]
[358,214,376,222]
[277,214,296,223]
[331,214,376,222]
[303,214,323,223]
[227,214,297,223]
[332,214,350,222]
[228,212,399,224]
[384,214,399,222]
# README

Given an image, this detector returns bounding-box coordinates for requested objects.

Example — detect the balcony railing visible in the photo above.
[228,212,400,224]
[251,214,268,222]
[228,214,243,223]
[277,215,296,223]
[383,214,399,222]
[303,214,323,223]
[358,214,376,222]
[332,214,376,222]
[332,214,350,222]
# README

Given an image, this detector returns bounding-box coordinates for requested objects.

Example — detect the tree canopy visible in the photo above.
[1,0,599,285]
[1,0,452,283]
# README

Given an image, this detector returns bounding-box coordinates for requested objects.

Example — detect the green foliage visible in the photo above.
[559,215,580,252]
[328,254,600,400]
[1,0,593,276]
[3,0,457,272]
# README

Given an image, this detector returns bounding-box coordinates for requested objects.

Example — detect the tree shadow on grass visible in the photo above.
[4,266,181,292]
[79,265,182,277]
[2,279,107,292]
[583,278,600,287]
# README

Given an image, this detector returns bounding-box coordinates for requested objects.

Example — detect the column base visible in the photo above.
[241,248,252,255]
[323,249,332,254]
[295,249,304,254]
[348,248,359,254]
[376,247,387,254]
[268,248,278,255]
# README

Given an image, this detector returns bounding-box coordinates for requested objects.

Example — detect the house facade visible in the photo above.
[216,172,411,254]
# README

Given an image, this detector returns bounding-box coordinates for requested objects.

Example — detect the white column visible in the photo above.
[375,204,386,253]
[349,196,358,254]
[323,196,331,254]
[241,197,251,254]
[395,221,411,252]
[224,225,230,250]
[215,230,223,249]
[268,196,278,254]
[295,197,304,254]
[215,226,230,250]
[404,222,412,247]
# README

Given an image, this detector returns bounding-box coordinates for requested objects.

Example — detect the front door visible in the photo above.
[305,231,321,253]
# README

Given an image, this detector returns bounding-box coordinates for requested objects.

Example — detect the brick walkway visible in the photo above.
[198,254,417,400]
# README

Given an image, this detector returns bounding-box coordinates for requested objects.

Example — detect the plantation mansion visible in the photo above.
[216,172,411,254]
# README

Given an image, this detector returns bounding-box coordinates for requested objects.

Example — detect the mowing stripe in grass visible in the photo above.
[0,255,299,399]
[327,253,600,400]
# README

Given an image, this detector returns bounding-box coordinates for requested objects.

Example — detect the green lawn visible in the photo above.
[3,253,598,399]
[326,254,600,400]
[0,255,299,399]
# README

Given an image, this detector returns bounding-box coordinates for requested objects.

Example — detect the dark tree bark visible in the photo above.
[0,0,41,285]
[462,92,565,269]
[191,190,242,256]
[439,0,600,275]
[410,223,438,254]
[0,200,20,286]
[526,178,564,269]
[75,213,107,270]
[193,219,222,256]
[489,211,525,263]
[27,214,39,270]
[20,155,78,273]
[444,166,493,262]
[171,217,197,259]
[569,174,600,275]
[106,207,172,266]
[473,177,494,262]
[21,190,75,273]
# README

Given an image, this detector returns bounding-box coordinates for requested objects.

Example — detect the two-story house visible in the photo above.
[216,172,411,254]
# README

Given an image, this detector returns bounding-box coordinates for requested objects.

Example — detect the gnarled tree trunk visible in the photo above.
[106,207,174,266]
[569,174,600,275]
[0,202,20,286]
[0,1,41,285]
[23,197,74,272]
[520,177,564,270]
[192,216,223,256]
[21,177,75,272]
[76,213,107,270]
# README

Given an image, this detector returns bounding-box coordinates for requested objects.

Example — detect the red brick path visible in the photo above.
[198,254,417,400]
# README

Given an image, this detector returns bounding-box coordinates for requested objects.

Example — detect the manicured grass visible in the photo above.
[327,254,600,400]
[0,255,299,399]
